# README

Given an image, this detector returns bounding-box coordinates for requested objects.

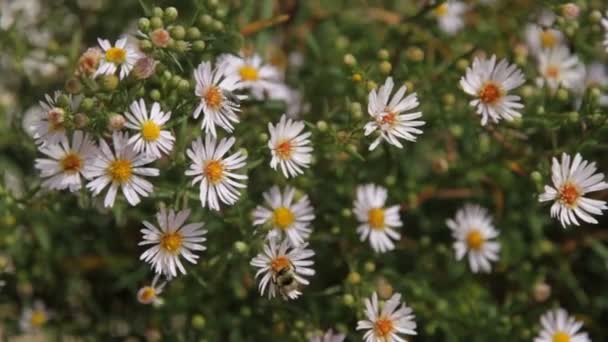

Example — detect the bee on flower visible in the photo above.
[534,308,590,342]
[446,204,500,273]
[219,52,283,99]
[356,292,417,342]
[30,92,79,146]
[250,237,315,300]
[365,77,425,151]
[95,37,141,80]
[124,98,175,159]
[433,1,467,35]
[19,300,50,333]
[137,273,170,305]
[538,153,608,227]
[268,114,313,178]
[537,46,585,91]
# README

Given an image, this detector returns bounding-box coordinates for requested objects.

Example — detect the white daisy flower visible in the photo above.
[192,61,245,137]
[34,130,98,192]
[534,308,590,342]
[30,92,79,146]
[124,98,175,159]
[353,184,403,253]
[268,114,313,178]
[460,55,526,126]
[364,77,425,151]
[95,37,141,80]
[139,207,207,277]
[446,204,500,273]
[19,300,50,333]
[433,1,467,35]
[137,273,170,305]
[310,329,346,342]
[253,185,315,247]
[84,131,159,207]
[538,46,585,91]
[356,292,417,342]
[525,11,565,56]
[219,52,283,99]
[538,153,608,227]
[185,135,248,211]
[250,237,315,300]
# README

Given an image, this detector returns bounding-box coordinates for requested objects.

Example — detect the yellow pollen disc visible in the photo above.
[203,86,223,109]
[552,331,570,342]
[559,182,580,207]
[60,153,82,174]
[137,286,157,304]
[368,208,385,230]
[466,229,484,250]
[540,30,557,48]
[160,232,183,254]
[270,255,291,273]
[204,160,224,184]
[30,310,47,327]
[141,120,161,141]
[374,317,394,337]
[272,207,295,229]
[479,82,502,104]
[107,159,132,184]
[434,3,449,17]
[275,140,293,160]
[105,47,127,64]
[546,65,560,79]
[239,65,259,81]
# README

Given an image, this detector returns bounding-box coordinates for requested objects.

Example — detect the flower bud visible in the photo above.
[73,113,89,128]
[138,18,150,32]
[561,4,580,19]
[406,47,424,62]
[530,171,542,183]
[65,78,82,94]
[170,25,186,40]
[456,58,469,71]
[48,107,65,125]
[152,6,164,18]
[175,40,190,53]
[132,56,158,80]
[233,241,248,253]
[191,314,206,329]
[137,286,158,304]
[198,14,213,27]
[376,277,393,299]
[139,39,153,52]
[590,10,603,23]
[150,89,161,101]
[364,261,376,273]
[164,7,179,22]
[342,294,355,306]
[532,282,551,302]
[352,73,362,82]
[377,49,389,60]
[347,272,361,284]
[343,54,356,66]
[77,47,102,76]
[211,20,224,31]
[178,79,191,93]
[187,27,201,40]
[316,120,328,132]
[108,113,126,131]
[150,16,163,29]
[150,28,171,48]
[192,40,206,52]
[101,74,119,91]
[379,61,392,74]
[366,81,377,91]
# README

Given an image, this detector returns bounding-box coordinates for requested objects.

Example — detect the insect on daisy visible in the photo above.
[252,185,315,247]
[19,300,50,333]
[268,114,313,178]
[353,184,403,253]
[84,131,159,207]
[365,77,425,151]
[219,52,283,99]
[185,135,248,211]
[433,1,467,35]
[446,204,500,273]
[534,308,590,342]
[460,55,526,126]
[139,207,207,277]
[356,292,417,342]
[30,92,78,146]
[310,329,346,342]
[250,237,315,300]
[124,98,175,159]
[34,130,98,192]
[137,273,170,305]
[192,61,244,137]
[538,153,608,227]
[538,46,585,91]
[95,37,141,80]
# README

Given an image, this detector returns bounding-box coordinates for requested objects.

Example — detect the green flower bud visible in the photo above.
[341,208,351,218]
[530,171,542,183]
[258,133,268,142]
[536,106,545,115]
[556,89,569,101]
[150,17,163,30]
[316,120,328,132]
[364,261,376,272]
[150,89,161,101]
[80,98,95,111]
[379,61,392,74]
[175,40,190,53]
[377,49,389,60]
[385,175,396,186]
[57,94,70,107]
[347,272,361,284]
[191,314,206,329]
[343,53,356,66]
[330,226,340,234]
[187,27,201,40]
[568,111,579,123]
[449,124,463,137]
[590,10,603,23]
[139,39,153,52]
[170,25,186,40]
[211,20,224,31]
[152,7,164,18]
[342,294,354,306]
[178,79,191,93]
[164,7,178,22]
[101,75,119,91]
[366,81,377,91]
[207,0,219,8]
[192,40,206,52]
[138,18,150,32]
[233,241,248,253]
[199,14,213,27]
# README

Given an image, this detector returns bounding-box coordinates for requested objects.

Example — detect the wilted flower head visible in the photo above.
[132,56,158,80]
[77,47,102,76]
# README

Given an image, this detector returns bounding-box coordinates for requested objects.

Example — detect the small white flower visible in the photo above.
[35,130,98,192]
[253,186,315,247]
[365,77,425,151]
[446,204,500,273]
[525,11,565,56]
[538,46,585,91]
[268,114,313,178]
[353,184,402,253]
[539,153,608,227]
[84,131,159,207]
[95,37,141,79]
[192,61,245,137]
[250,237,315,300]
[356,292,417,342]
[124,98,175,159]
[219,52,283,99]
[433,1,467,35]
[534,308,590,342]
[185,135,248,211]
[30,92,78,146]
[139,207,207,277]
[19,300,50,333]
[310,329,346,342]
[460,55,526,125]
[137,273,170,305]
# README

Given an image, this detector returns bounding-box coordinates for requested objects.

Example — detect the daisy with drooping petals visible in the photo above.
[84,131,159,207]
[185,136,248,211]
[460,55,526,126]
[525,11,565,56]
[35,130,98,192]
[310,329,346,342]
[268,114,313,178]
[137,273,170,305]
[538,153,608,227]
[538,46,585,91]
[365,77,425,151]
[253,186,315,247]
[139,207,207,277]
[356,292,417,342]
[433,1,467,35]
[30,92,79,146]
[95,37,141,79]
[534,308,590,342]
[446,204,500,273]
[19,300,50,333]
[124,98,175,159]
[193,61,245,137]
[250,237,315,300]
[219,52,283,99]
[353,184,403,253]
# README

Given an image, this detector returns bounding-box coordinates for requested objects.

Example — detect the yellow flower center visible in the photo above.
[107,159,132,184]
[30,310,47,328]
[203,86,223,109]
[272,207,295,229]
[540,30,558,49]
[374,317,394,337]
[552,331,570,342]
[434,3,449,17]
[466,229,484,250]
[105,47,127,64]
[204,160,224,184]
[546,65,560,79]
[479,82,502,104]
[368,208,385,230]
[559,182,580,207]
[60,153,82,174]
[160,232,183,254]
[137,286,157,304]
[275,140,293,160]
[270,255,291,273]
[239,65,259,81]
[141,120,161,141]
